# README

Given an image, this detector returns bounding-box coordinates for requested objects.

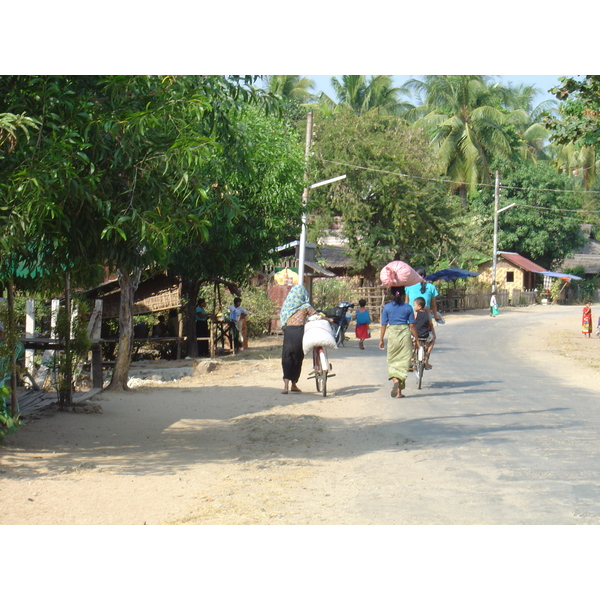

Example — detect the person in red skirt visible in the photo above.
[582,299,593,338]
[354,298,371,350]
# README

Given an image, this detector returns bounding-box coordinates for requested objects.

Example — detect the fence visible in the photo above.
[355,286,537,323]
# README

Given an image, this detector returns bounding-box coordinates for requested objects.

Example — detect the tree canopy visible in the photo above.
[470,160,585,268]
[310,108,458,278]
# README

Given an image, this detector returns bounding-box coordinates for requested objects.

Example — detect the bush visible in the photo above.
[0,383,20,443]
[222,284,276,338]
[312,278,359,312]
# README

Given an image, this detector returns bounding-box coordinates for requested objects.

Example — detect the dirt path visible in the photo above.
[1,304,598,525]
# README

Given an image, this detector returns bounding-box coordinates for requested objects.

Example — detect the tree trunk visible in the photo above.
[182,277,201,359]
[458,184,468,208]
[107,268,140,391]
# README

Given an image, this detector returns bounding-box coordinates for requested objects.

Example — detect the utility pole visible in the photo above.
[492,170,500,294]
[297,111,313,287]
[491,171,516,295]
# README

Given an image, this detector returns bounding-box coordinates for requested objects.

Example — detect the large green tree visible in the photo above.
[310,108,458,279]
[546,76,600,191]
[90,75,282,389]
[167,105,305,357]
[470,159,585,268]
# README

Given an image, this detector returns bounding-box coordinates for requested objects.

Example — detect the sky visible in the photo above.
[303,75,567,107]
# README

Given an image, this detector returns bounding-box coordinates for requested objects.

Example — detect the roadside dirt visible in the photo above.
[1,305,598,525]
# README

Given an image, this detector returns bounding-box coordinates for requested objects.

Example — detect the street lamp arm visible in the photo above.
[309,175,347,189]
[497,202,516,214]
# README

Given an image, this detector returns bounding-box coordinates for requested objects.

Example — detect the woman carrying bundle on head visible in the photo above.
[379,286,420,398]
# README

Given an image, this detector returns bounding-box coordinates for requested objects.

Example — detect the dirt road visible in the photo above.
[1,303,599,525]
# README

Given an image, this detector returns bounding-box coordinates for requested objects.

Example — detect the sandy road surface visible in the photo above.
[1,303,599,526]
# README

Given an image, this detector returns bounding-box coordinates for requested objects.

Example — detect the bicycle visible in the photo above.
[307,345,335,397]
[411,334,431,390]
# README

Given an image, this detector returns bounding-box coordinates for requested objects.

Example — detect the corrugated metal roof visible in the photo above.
[304,261,336,277]
[499,252,546,273]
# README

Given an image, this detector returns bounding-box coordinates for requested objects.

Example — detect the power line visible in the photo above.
[321,158,600,197]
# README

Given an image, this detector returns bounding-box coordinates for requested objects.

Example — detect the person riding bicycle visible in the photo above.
[413,297,435,370]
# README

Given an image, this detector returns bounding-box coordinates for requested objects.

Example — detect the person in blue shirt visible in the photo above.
[405,268,441,323]
[354,298,371,350]
[379,286,420,398]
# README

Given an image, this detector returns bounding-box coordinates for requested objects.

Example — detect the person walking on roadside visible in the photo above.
[229,297,249,351]
[490,293,499,317]
[379,286,420,398]
[279,285,319,394]
[582,299,593,338]
[354,298,371,350]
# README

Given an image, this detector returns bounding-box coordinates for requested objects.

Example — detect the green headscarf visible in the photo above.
[280,285,311,327]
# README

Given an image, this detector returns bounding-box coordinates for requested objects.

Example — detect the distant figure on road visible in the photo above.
[490,293,499,317]
[379,286,420,399]
[354,298,371,350]
[582,299,593,338]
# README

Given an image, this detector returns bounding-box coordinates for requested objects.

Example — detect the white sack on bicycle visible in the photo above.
[302,317,337,354]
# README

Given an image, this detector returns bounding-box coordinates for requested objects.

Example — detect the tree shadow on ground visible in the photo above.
[0,378,588,480]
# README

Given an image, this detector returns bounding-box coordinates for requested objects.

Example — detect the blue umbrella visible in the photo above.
[426,268,480,282]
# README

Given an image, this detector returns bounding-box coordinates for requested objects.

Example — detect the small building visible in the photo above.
[477,252,546,293]
[558,225,600,278]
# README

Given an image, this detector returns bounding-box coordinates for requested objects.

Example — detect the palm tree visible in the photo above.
[406,75,517,202]
[326,75,412,116]
[553,141,598,190]
[501,81,558,163]
[263,75,316,104]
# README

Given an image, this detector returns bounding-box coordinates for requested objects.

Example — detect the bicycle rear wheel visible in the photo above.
[416,345,425,389]
[318,348,328,396]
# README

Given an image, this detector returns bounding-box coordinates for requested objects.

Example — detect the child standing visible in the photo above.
[354,299,371,350]
[582,299,592,338]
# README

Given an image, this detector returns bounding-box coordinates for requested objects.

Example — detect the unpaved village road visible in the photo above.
[2,303,600,525]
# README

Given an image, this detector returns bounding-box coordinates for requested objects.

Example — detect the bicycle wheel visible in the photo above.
[315,370,323,393]
[313,348,322,393]
[318,348,328,396]
[417,345,425,389]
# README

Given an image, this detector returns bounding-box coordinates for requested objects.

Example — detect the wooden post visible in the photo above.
[25,299,35,377]
[6,281,17,415]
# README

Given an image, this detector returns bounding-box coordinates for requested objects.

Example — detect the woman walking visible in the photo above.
[582,299,593,338]
[379,286,420,398]
[279,285,318,394]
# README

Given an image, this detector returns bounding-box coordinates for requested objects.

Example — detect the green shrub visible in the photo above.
[232,285,276,338]
[0,383,19,443]
[312,278,359,311]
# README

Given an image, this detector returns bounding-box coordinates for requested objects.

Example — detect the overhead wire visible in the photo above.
[321,158,600,214]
